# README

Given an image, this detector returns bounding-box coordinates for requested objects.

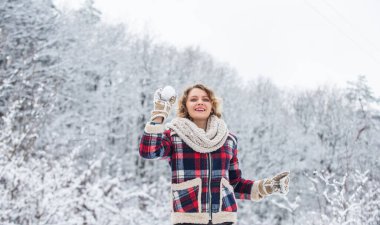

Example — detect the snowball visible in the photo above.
[160,85,176,101]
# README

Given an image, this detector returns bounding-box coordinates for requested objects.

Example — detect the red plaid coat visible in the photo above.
[139,122,258,224]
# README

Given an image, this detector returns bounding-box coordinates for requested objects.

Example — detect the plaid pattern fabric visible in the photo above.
[139,129,254,215]
[173,186,200,212]
[221,186,237,212]
[139,129,172,160]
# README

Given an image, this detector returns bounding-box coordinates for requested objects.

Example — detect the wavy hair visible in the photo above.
[177,84,222,119]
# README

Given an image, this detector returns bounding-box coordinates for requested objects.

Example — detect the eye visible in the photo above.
[203,98,210,102]
[190,98,197,102]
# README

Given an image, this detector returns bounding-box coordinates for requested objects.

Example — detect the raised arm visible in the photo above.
[139,86,177,160]
[139,124,172,159]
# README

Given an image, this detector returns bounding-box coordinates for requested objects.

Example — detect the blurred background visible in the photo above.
[1,0,379,224]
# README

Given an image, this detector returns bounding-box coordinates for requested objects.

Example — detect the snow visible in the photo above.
[1,0,379,224]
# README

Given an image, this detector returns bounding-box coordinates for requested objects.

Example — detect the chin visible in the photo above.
[194,117,208,120]
[189,115,211,121]
[188,110,212,120]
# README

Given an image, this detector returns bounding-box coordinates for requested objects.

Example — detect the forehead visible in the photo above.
[188,88,209,97]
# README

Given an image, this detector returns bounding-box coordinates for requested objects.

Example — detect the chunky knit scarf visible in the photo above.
[166,115,229,153]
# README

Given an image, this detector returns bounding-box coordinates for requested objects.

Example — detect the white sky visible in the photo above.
[55,0,380,96]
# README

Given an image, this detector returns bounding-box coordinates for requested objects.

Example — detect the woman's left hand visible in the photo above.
[270,171,290,194]
[258,171,290,197]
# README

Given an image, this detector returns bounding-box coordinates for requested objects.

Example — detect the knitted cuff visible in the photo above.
[144,122,165,134]
[150,111,168,123]
[251,180,264,202]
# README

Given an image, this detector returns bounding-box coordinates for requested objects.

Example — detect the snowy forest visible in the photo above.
[1,0,380,224]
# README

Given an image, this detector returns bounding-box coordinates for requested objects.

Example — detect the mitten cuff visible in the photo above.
[150,110,168,122]
[251,180,264,202]
[144,122,165,134]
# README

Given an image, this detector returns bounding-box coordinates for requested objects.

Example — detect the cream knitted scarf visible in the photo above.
[166,115,229,153]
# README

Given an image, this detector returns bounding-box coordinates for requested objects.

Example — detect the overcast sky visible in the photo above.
[55,0,380,96]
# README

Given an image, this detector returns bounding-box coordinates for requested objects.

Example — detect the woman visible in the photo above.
[139,84,290,225]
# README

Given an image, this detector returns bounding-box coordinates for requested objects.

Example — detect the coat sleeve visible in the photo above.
[228,134,263,201]
[139,122,172,160]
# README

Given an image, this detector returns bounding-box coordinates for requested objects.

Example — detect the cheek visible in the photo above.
[207,103,213,111]
[185,102,192,112]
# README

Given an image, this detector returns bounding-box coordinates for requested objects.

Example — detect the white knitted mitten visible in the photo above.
[258,171,290,197]
[150,86,176,123]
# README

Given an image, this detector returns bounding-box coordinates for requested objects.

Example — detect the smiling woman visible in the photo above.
[139,83,290,225]
[178,84,221,130]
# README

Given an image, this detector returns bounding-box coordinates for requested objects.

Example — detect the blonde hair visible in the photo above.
[177,84,222,119]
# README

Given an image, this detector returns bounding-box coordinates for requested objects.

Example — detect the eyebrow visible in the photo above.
[189,95,210,98]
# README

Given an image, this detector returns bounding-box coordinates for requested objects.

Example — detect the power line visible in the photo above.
[303,0,380,64]
[321,0,380,53]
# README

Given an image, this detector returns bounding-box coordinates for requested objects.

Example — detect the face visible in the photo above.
[186,88,213,122]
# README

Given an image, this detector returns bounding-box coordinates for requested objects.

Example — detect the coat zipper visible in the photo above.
[208,152,213,221]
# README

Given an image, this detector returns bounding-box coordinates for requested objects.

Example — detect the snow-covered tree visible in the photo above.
[1,0,379,224]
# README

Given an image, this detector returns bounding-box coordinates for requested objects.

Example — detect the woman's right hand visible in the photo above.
[150,86,176,123]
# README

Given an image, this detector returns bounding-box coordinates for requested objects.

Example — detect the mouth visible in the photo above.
[195,108,206,112]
